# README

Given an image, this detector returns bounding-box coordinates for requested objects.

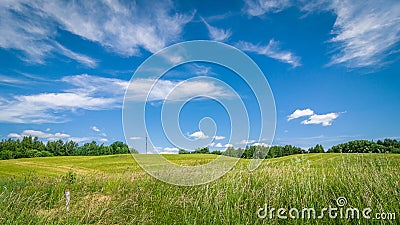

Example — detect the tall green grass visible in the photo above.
[0,154,399,224]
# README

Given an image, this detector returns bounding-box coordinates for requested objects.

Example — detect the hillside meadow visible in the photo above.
[0,153,399,224]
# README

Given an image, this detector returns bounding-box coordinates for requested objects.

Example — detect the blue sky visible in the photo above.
[0,0,399,153]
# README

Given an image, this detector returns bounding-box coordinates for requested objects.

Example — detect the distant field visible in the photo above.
[0,154,399,224]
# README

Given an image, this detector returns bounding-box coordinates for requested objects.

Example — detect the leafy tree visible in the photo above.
[309,144,324,153]
[179,149,189,154]
[193,147,210,154]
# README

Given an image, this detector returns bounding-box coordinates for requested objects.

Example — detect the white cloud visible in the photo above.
[62,74,129,96]
[55,43,98,68]
[8,133,22,138]
[7,129,102,143]
[8,129,70,141]
[159,147,179,154]
[326,0,400,68]
[91,126,100,132]
[0,93,116,123]
[0,74,233,123]
[236,40,301,67]
[0,74,127,123]
[243,0,292,16]
[188,131,209,140]
[68,137,90,143]
[239,139,256,145]
[301,112,340,126]
[129,136,142,140]
[126,78,233,102]
[99,138,109,143]
[243,0,400,68]
[0,1,193,65]
[187,131,225,141]
[287,109,314,121]
[0,2,97,67]
[215,143,223,148]
[214,143,233,148]
[201,17,232,42]
[214,135,225,140]
[252,142,269,147]
[209,142,215,147]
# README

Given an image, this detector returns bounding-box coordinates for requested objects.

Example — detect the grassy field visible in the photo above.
[0,153,399,224]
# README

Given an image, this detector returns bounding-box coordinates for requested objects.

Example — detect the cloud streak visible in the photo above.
[236,40,301,67]
[243,0,400,68]
[0,1,193,65]
[201,17,232,42]
[0,74,126,123]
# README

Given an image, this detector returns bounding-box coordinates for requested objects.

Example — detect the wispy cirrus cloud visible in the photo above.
[0,74,234,123]
[243,0,292,16]
[301,112,340,126]
[0,74,126,123]
[187,131,225,141]
[236,40,301,67]
[91,126,100,132]
[8,129,108,143]
[243,0,400,68]
[8,129,70,140]
[287,109,314,121]
[201,17,232,42]
[0,0,193,65]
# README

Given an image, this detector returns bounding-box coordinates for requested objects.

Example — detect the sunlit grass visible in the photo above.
[0,153,399,224]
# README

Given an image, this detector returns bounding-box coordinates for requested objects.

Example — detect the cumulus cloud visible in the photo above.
[159,147,179,154]
[99,138,109,143]
[214,143,233,148]
[187,131,226,141]
[201,17,232,42]
[236,40,301,67]
[91,126,100,132]
[288,108,342,126]
[215,143,223,148]
[129,136,142,140]
[239,139,256,145]
[252,142,269,147]
[243,0,400,68]
[287,109,314,121]
[0,74,125,123]
[243,0,292,16]
[8,129,109,143]
[188,131,209,140]
[8,129,70,141]
[301,112,340,126]
[126,78,233,102]
[214,135,225,140]
[326,0,400,68]
[0,1,193,65]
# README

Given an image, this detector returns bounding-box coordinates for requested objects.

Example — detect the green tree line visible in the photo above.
[0,136,138,160]
[178,139,400,159]
[1,137,399,160]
